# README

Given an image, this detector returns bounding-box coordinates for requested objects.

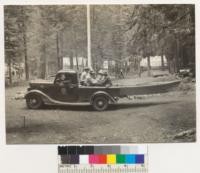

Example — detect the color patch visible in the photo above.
[68,146,77,154]
[58,146,68,155]
[136,154,144,164]
[116,154,126,164]
[85,146,94,154]
[61,155,71,164]
[94,146,104,154]
[70,155,79,164]
[101,146,113,154]
[58,146,146,165]
[98,155,107,164]
[89,155,99,164]
[120,146,130,154]
[125,154,136,164]
[129,146,138,154]
[77,146,85,154]
[61,155,79,164]
[107,154,116,164]
[79,155,89,164]
[111,146,120,154]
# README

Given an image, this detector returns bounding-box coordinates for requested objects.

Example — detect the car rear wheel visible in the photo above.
[26,95,43,109]
[92,96,109,111]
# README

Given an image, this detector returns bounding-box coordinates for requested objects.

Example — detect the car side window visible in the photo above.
[54,73,71,85]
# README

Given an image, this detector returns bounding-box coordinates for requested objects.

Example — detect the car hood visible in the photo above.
[29,79,54,87]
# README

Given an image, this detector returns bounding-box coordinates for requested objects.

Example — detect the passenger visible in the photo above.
[96,70,105,83]
[80,67,90,85]
[98,71,112,87]
[86,70,97,86]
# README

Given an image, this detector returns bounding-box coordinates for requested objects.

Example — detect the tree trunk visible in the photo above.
[166,56,171,74]
[56,31,60,70]
[75,52,79,70]
[41,44,47,79]
[23,33,29,80]
[21,7,29,80]
[72,28,79,71]
[175,38,180,73]
[115,62,119,78]
[179,44,184,68]
[138,61,141,77]
[161,54,164,71]
[173,38,180,73]
[70,52,74,69]
[8,58,12,85]
[173,58,176,74]
[60,32,64,69]
[147,56,151,76]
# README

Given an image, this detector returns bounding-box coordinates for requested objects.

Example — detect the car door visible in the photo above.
[51,73,79,102]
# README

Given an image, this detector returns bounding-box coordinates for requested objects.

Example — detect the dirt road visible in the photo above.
[5,83,196,144]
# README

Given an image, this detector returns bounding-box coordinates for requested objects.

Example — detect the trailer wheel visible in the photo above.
[92,95,109,111]
[26,94,43,109]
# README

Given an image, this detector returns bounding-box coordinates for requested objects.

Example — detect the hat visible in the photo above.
[98,69,103,75]
[103,71,108,76]
[90,70,95,74]
[84,67,90,70]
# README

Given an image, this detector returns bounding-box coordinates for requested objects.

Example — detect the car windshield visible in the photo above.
[55,73,78,84]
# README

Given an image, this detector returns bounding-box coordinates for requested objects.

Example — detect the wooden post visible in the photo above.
[87,5,92,69]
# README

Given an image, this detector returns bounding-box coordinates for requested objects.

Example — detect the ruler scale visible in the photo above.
[58,145,148,173]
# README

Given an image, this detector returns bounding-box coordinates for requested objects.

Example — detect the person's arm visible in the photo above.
[63,80,71,84]
[80,72,86,81]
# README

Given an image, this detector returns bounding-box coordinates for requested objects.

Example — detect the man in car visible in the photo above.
[86,70,97,86]
[100,71,112,87]
[55,73,71,86]
[96,69,104,83]
[80,67,90,85]
[95,71,112,87]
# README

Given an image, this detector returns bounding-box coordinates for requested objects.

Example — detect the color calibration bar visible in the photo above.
[58,145,148,173]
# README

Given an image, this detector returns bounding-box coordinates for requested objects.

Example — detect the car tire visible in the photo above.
[92,95,109,111]
[26,94,43,109]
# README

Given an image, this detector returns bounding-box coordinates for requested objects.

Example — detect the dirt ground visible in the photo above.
[5,77,196,144]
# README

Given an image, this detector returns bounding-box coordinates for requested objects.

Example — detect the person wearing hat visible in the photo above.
[98,71,112,87]
[96,69,105,84]
[80,67,90,85]
[86,70,97,86]
[55,73,71,86]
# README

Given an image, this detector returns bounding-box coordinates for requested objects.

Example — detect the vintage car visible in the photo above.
[25,69,180,111]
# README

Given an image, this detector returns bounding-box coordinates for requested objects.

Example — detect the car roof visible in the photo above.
[57,69,77,74]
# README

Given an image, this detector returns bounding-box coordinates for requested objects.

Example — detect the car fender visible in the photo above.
[90,91,116,104]
[24,90,51,104]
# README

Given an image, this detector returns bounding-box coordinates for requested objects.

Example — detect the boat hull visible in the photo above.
[118,80,181,96]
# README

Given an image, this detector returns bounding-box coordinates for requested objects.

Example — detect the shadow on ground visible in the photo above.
[21,100,177,112]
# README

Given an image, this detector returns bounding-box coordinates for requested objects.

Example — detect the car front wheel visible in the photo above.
[26,94,43,109]
[92,96,109,111]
